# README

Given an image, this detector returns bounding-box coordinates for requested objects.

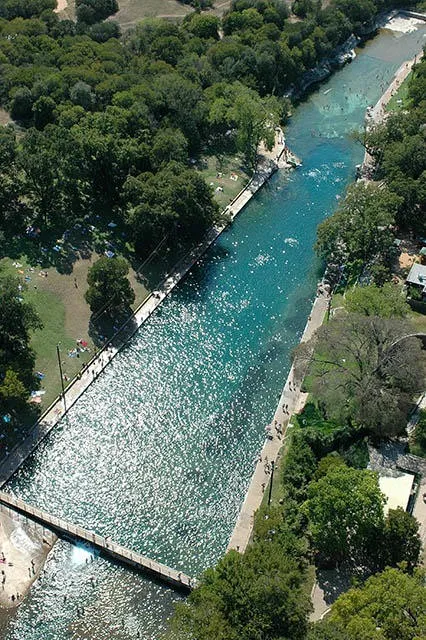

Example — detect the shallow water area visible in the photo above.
[0,540,181,640]
[383,14,424,33]
[3,20,426,640]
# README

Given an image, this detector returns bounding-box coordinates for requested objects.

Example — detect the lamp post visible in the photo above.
[56,343,67,414]
[267,460,275,506]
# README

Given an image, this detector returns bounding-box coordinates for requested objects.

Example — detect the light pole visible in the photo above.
[267,460,275,506]
[56,343,67,413]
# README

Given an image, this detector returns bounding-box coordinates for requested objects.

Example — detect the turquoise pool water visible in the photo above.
[3,21,426,640]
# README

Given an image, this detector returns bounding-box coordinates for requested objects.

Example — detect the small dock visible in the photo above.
[0,492,193,593]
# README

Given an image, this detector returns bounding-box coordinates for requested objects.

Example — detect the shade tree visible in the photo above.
[184,13,220,40]
[0,0,55,20]
[380,507,421,572]
[32,95,56,129]
[293,314,426,438]
[123,163,219,253]
[345,282,409,318]
[0,271,42,403]
[207,81,284,168]
[316,182,402,270]
[310,567,426,640]
[168,543,310,640]
[85,256,135,314]
[10,87,33,122]
[303,463,385,566]
[75,0,118,24]
[0,369,29,414]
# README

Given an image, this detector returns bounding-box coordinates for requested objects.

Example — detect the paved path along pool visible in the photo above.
[3,19,426,640]
[227,289,330,553]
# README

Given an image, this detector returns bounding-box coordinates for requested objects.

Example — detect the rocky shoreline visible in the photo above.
[287,9,418,99]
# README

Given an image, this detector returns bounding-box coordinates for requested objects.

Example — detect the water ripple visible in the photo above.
[5,22,426,640]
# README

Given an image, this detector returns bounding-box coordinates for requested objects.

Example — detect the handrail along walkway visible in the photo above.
[0,491,194,593]
[0,149,283,489]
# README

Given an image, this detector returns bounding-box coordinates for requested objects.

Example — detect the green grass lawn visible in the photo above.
[330,292,345,310]
[1,222,150,413]
[1,256,93,409]
[408,307,426,333]
[386,72,412,113]
[57,0,192,26]
[408,410,426,458]
[293,401,342,435]
[111,0,191,30]
[60,0,232,29]
[27,289,93,408]
[1,149,249,420]
[197,153,251,209]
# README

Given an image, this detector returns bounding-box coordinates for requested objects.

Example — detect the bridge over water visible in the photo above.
[4,25,426,639]
[0,492,193,593]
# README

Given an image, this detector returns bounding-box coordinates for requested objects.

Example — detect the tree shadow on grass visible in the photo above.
[1,402,43,458]
[3,231,90,274]
[87,307,138,350]
[2,221,132,275]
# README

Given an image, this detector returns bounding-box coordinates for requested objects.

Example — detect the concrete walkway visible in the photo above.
[361,53,422,176]
[310,581,331,622]
[227,289,330,553]
[0,135,289,488]
[413,475,426,560]
[368,55,419,124]
[407,392,426,435]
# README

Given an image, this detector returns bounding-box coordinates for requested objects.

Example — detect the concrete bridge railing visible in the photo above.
[0,491,194,593]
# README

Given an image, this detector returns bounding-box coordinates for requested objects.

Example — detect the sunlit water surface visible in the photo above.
[3,23,426,640]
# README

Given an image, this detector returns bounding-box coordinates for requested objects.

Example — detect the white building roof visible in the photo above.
[406,263,426,290]
[379,472,415,515]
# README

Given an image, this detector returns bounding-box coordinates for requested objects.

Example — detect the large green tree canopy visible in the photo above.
[303,464,385,565]
[123,163,219,251]
[316,182,402,268]
[294,314,426,437]
[0,0,56,20]
[85,256,135,314]
[310,567,426,640]
[0,0,397,258]
[207,81,284,168]
[0,271,42,413]
[344,282,410,318]
[169,544,311,640]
